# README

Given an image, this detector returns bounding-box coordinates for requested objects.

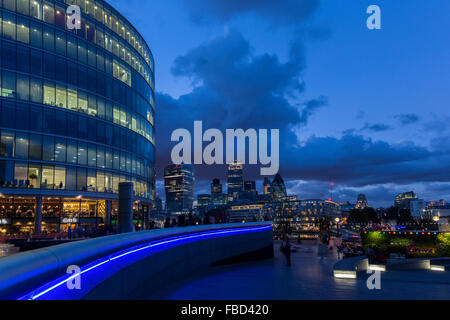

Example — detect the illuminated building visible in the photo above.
[227,161,243,202]
[355,194,369,209]
[395,191,417,207]
[395,191,426,217]
[243,180,257,201]
[244,180,256,194]
[0,0,155,234]
[227,204,263,223]
[271,173,286,202]
[263,177,271,195]
[211,178,222,195]
[164,164,194,214]
[197,194,211,207]
[210,178,227,207]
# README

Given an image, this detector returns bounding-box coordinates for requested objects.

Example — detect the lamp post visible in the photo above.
[335,217,341,238]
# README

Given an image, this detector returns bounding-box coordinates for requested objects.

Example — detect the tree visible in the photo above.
[384,206,399,221]
[363,207,381,224]
[348,209,368,225]
[398,208,413,225]
[348,208,380,225]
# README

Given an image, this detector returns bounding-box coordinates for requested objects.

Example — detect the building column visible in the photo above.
[34,196,42,234]
[105,200,112,230]
[118,182,133,233]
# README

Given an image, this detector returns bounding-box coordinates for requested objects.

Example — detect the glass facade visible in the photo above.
[227,161,243,202]
[0,0,155,203]
[164,164,194,214]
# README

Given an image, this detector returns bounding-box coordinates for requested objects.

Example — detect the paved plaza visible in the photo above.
[149,242,450,300]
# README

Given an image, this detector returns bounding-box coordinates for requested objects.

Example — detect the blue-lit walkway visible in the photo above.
[149,241,450,300]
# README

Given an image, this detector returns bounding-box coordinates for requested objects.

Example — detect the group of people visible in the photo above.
[366,245,387,264]
[67,225,104,239]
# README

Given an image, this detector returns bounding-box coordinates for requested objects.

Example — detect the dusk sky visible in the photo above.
[108,0,450,207]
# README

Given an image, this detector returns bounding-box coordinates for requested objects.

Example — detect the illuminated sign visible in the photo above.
[61,218,79,224]
[230,205,263,211]
[406,245,435,255]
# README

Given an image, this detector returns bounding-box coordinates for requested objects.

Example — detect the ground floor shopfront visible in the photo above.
[0,194,150,235]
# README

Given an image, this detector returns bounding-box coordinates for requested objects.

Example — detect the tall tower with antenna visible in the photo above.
[329,182,335,201]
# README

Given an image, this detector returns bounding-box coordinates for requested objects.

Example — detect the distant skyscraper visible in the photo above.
[211,178,227,206]
[197,194,211,208]
[395,191,417,207]
[355,194,369,209]
[243,180,257,202]
[211,178,223,195]
[164,164,194,214]
[244,181,256,194]
[395,191,425,217]
[271,174,287,202]
[263,178,272,195]
[227,161,244,202]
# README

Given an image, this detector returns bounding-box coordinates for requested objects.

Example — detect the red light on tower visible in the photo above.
[330,182,335,201]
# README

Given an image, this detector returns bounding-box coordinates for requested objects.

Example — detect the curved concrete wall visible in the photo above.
[0,223,273,300]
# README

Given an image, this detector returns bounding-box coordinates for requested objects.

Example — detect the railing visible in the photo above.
[0,222,273,300]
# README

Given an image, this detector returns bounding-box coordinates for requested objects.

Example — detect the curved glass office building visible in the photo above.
[0,0,155,234]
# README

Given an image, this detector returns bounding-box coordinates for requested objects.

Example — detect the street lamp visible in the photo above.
[335,217,341,237]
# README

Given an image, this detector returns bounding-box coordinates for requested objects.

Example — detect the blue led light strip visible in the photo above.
[19,225,272,300]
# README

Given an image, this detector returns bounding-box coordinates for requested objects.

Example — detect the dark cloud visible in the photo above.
[395,113,419,126]
[360,123,391,132]
[282,133,450,187]
[156,29,450,192]
[422,114,450,133]
[183,0,319,26]
[156,29,322,178]
[285,180,450,207]
[299,96,328,124]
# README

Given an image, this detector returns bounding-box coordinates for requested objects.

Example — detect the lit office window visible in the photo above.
[87,169,96,192]
[56,85,67,108]
[17,17,30,44]
[43,82,56,106]
[97,171,105,192]
[41,165,54,189]
[43,1,54,24]
[15,163,29,187]
[30,0,43,20]
[67,88,77,111]
[54,166,65,190]
[2,12,16,41]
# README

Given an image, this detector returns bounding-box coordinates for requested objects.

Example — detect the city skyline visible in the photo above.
[109,0,450,207]
[156,165,448,209]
